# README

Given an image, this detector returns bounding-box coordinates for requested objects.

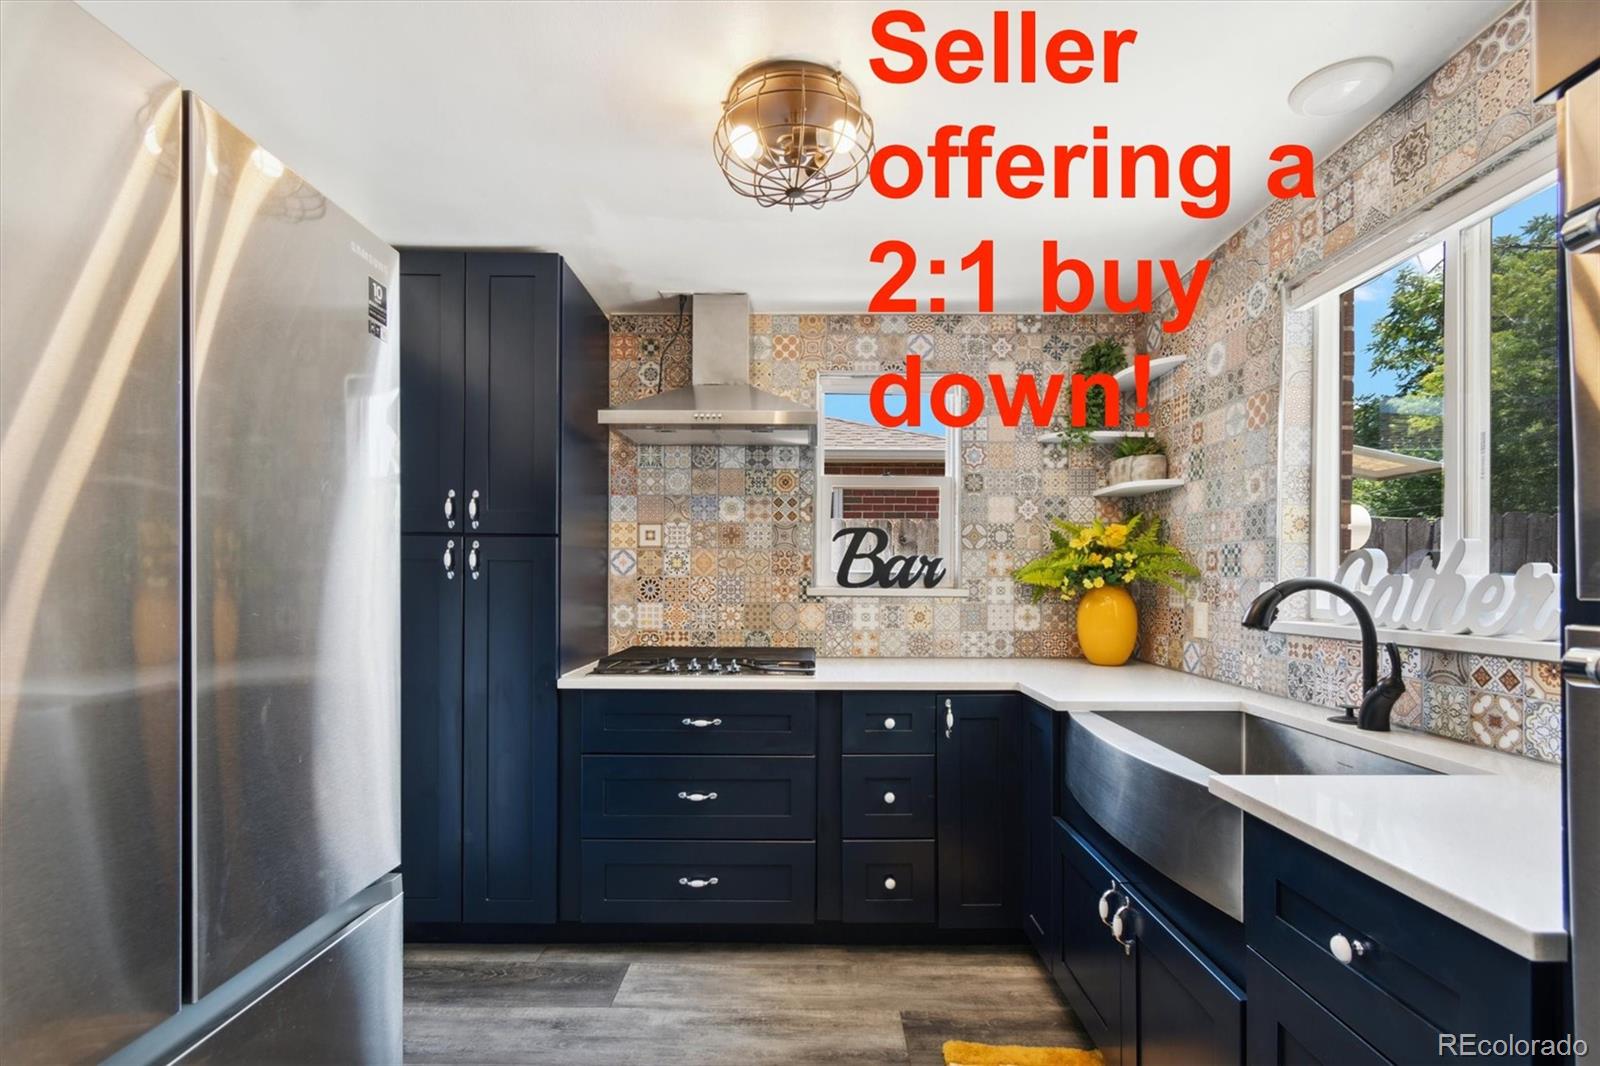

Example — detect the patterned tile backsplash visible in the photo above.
[604,3,1559,763]
[607,311,1137,660]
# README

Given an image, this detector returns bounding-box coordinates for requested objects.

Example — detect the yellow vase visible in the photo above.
[1076,585,1138,666]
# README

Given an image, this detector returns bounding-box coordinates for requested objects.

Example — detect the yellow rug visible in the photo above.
[942,1039,1104,1066]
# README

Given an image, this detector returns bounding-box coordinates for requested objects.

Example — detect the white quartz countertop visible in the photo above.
[558,657,1567,961]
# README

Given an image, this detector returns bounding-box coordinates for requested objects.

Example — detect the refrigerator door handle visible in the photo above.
[1564,646,1600,684]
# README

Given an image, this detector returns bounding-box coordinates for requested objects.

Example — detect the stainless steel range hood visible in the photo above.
[599,294,816,445]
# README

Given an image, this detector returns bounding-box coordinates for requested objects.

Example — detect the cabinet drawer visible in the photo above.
[842,840,936,924]
[580,840,815,924]
[580,691,815,754]
[1245,818,1548,1064]
[842,755,935,838]
[581,755,815,839]
[1246,949,1388,1066]
[842,693,935,754]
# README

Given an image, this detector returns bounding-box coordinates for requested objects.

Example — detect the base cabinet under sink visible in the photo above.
[1051,820,1244,1066]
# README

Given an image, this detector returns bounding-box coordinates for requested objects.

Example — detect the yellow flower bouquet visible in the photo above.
[1013,515,1196,601]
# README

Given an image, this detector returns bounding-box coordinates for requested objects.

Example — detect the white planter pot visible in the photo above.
[1109,454,1167,484]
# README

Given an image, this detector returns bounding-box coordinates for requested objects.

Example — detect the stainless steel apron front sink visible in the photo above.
[1065,710,1434,921]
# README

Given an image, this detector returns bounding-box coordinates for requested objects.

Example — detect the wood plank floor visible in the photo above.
[404,943,1093,1065]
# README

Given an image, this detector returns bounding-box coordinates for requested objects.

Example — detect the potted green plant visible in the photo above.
[1108,434,1167,485]
[1048,338,1126,446]
[1013,515,1197,665]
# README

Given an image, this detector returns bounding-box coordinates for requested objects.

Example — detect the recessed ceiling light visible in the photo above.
[1288,57,1394,117]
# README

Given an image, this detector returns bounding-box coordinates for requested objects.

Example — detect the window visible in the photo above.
[811,374,961,593]
[1307,176,1560,610]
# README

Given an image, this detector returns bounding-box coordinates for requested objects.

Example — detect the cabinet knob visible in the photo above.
[883,877,897,891]
[1329,933,1372,964]
[882,791,896,805]
[883,716,896,730]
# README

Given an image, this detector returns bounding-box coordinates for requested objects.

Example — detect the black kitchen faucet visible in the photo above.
[1241,578,1405,731]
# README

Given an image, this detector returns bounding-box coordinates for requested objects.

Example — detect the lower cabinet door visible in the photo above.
[841,840,936,924]
[1128,884,1244,1066]
[1246,949,1389,1066]
[936,694,1021,928]
[463,537,558,923]
[400,536,463,923]
[1055,822,1133,1066]
[580,841,816,924]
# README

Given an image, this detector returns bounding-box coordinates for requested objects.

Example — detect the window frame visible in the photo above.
[810,372,964,595]
[1301,167,1558,623]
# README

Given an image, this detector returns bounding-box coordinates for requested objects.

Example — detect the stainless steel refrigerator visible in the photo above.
[1536,0,1600,1054]
[0,4,402,1062]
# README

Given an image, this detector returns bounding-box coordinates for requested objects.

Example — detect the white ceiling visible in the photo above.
[81,0,1506,313]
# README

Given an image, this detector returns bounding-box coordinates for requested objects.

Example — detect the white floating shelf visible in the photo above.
[1035,429,1146,445]
[1092,478,1186,499]
[1114,355,1186,391]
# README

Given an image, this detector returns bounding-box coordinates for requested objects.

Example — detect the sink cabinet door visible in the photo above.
[1055,821,1134,1066]
[1127,884,1244,1066]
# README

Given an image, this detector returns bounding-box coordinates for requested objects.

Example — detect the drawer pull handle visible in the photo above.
[681,718,723,728]
[883,877,898,891]
[883,716,896,730]
[677,791,718,802]
[1097,884,1119,928]
[678,877,719,889]
[1111,902,1136,956]
[945,698,954,739]
[882,791,896,805]
[1329,933,1372,964]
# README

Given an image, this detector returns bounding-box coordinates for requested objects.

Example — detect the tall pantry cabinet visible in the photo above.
[398,251,607,926]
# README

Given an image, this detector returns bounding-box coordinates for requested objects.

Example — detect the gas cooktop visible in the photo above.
[593,646,816,677]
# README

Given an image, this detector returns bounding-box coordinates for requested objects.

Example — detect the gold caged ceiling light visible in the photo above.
[713,59,875,210]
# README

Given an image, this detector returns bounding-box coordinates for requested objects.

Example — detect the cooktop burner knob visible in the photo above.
[687,657,702,673]
[665,658,680,673]
[708,657,722,673]
[726,661,741,673]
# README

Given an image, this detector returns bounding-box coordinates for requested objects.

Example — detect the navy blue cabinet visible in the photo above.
[1246,949,1386,1066]
[1022,701,1056,957]
[1053,821,1243,1066]
[1056,820,1135,1066]
[399,251,606,930]
[463,253,560,536]
[400,251,561,536]
[400,535,464,923]
[462,536,559,923]
[936,693,1021,928]
[1244,817,1564,1065]
[399,253,465,536]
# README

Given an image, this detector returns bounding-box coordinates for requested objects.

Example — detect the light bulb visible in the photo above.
[729,125,760,162]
